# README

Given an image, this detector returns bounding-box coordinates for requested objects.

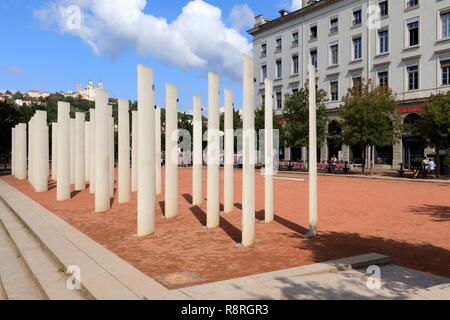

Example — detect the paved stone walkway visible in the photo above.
[182,265,450,300]
[1,178,449,300]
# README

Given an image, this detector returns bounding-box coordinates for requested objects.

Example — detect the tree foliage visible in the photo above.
[341,81,402,161]
[281,86,328,149]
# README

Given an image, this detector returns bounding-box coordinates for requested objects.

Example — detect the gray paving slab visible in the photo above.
[182,265,450,300]
[0,218,43,300]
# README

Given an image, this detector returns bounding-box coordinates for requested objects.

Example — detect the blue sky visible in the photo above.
[0,0,297,111]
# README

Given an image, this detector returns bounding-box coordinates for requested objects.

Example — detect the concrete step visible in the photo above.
[0,180,188,300]
[0,200,86,300]
[0,222,44,300]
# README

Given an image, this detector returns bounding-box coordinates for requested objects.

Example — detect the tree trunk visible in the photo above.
[436,148,441,178]
[362,145,366,174]
[370,145,375,176]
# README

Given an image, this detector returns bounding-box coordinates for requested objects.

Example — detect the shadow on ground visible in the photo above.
[294,231,450,278]
[409,205,450,222]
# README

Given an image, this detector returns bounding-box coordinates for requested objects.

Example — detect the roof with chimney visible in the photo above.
[248,0,341,36]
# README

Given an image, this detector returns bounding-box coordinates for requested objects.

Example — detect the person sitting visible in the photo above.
[330,155,338,172]
[411,159,422,179]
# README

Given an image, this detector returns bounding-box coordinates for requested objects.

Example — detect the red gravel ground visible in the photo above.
[2,169,450,288]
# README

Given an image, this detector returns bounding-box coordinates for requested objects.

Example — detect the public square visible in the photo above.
[2,168,449,290]
[2,0,450,307]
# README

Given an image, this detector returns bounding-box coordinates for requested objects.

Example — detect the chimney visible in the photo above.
[254,15,266,27]
[304,0,319,7]
[279,9,289,17]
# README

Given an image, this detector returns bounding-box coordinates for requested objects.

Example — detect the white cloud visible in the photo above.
[1,66,24,76]
[291,0,303,11]
[34,0,252,81]
[229,3,254,30]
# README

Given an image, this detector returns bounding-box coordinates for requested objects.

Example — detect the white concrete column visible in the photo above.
[35,111,48,192]
[306,64,318,238]
[165,84,179,219]
[95,89,111,212]
[75,112,86,191]
[137,64,156,236]
[28,117,34,186]
[393,141,402,168]
[242,55,255,247]
[109,108,115,198]
[342,145,350,162]
[45,124,49,186]
[89,110,96,194]
[155,107,162,195]
[264,79,274,223]
[192,96,203,206]
[51,123,58,181]
[70,118,75,185]
[57,102,71,201]
[15,125,19,178]
[131,110,138,193]
[16,123,27,180]
[207,72,220,229]
[85,121,90,182]
[224,89,234,214]
[118,99,131,204]
[11,127,15,177]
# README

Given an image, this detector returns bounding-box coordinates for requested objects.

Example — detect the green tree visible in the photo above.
[0,100,37,169]
[341,80,402,174]
[414,92,450,176]
[282,86,328,155]
[220,109,243,131]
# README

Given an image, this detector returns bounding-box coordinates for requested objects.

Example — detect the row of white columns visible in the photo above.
[9,58,318,246]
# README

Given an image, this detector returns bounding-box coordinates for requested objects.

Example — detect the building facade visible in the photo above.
[249,0,450,171]
[75,80,104,101]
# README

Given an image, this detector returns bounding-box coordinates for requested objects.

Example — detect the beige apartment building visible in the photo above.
[249,0,450,171]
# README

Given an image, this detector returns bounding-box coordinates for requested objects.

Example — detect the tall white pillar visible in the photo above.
[57,102,71,201]
[75,112,86,191]
[85,121,90,182]
[207,72,220,229]
[11,127,15,177]
[224,89,234,214]
[44,124,49,186]
[95,89,111,212]
[51,123,58,181]
[264,79,274,223]
[131,110,138,193]
[16,124,27,180]
[118,99,131,204]
[89,110,96,194]
[242,55,255,247]
[28,117,35,186]
[137,65,156,236]
[70,118,75,185]
[306,64,318,238]
[155,107,162,195]
[165,84,179,219]
[192,96,203,206]
[35,111,48,192]
[109,108,115,198]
